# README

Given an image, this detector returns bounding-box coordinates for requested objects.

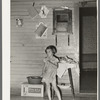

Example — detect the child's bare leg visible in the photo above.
[52,79,62,100]
[46,82,52,100]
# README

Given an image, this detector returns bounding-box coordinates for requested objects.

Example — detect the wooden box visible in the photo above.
[21,82,44,97]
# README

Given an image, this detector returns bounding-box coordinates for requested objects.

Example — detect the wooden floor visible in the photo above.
[11,95,97,100]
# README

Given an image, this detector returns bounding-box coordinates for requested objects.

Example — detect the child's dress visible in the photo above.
[42,57,59,83]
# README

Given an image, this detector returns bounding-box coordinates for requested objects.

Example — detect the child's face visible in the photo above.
[46,49,53,57]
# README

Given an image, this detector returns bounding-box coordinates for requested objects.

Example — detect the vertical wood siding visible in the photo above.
[11,0,80,95]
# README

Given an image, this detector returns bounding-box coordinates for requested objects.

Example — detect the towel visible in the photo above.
[57,62,75,78]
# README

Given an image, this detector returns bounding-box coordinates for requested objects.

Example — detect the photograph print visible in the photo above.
[10,0,97,100]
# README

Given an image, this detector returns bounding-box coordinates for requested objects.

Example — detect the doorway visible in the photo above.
[79,7,97,93]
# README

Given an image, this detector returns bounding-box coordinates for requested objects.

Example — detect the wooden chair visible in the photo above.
[51,68,75,100]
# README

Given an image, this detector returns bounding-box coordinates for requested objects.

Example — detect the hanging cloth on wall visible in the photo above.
[39,5,49,18]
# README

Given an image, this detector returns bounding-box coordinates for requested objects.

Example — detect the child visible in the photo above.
[41,45,62,100]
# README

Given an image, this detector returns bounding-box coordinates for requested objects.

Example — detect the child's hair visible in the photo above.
[45,45,57,55]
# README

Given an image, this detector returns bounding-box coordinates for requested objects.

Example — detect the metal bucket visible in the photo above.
[27,76,42,84]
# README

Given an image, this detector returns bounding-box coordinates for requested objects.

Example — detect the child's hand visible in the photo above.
[43,59,46,62]
[40,74,43,78]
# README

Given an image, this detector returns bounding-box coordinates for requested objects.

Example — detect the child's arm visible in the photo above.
[41,59,47,77]
[48,58,59,68]
[66,56,77,63]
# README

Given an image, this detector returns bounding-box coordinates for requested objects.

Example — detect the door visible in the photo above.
[79,7,97,93]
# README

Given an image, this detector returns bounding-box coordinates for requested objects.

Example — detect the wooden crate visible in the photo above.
[21,82,44,97]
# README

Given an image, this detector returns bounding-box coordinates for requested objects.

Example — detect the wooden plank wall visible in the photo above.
[11,0,80,95]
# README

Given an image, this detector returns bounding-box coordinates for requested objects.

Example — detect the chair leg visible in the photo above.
[51,86,55,100]
[68,68,75,99]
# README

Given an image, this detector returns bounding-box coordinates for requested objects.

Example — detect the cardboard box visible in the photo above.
[21,82,44,97]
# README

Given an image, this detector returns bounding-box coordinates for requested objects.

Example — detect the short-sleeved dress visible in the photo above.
[42,57,59,83]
